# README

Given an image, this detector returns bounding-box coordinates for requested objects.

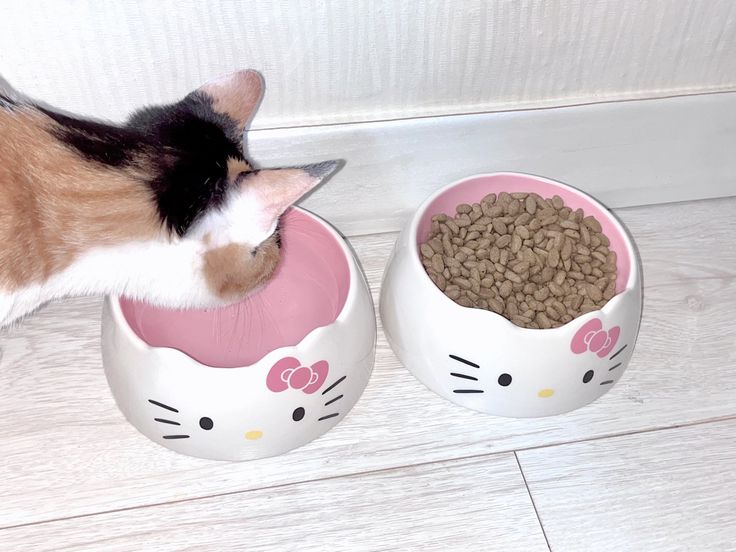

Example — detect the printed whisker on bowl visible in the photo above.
[324,394,343,406]
[608,362,622,371]
[599,380,614,385]
[449,354,480,368]
[450,372,479,381]
[453,389,484,394]
[318,412,340,421]
[154,418,180,426]
[321,376,346,395]
[609,345,627,360]
[162,435,190,439]
[148,399,179,413]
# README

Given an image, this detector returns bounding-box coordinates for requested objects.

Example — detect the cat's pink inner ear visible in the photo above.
[242,162,340,229]
[199,69,264,132]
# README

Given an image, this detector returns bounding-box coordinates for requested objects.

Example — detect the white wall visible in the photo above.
[1,0,734,129]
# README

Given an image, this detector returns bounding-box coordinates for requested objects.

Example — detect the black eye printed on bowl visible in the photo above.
[583,370,594,383]
[199,417,214,430]
[497,373,512,387]
[292,407,305,421]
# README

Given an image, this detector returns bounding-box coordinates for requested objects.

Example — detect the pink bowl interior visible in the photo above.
[416,174,632,293]
[119,209,350,367]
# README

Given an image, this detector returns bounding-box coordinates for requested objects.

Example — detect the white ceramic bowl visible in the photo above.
[380,173,642,417]
[102,208,376,461]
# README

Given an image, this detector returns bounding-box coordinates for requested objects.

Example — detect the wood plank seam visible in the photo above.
[515,452,552,552]
[4,414,736,533]
[508,414,736,455]
[0,448,519,531]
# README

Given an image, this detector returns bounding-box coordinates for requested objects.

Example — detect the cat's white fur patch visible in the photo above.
[189,186,275,249]
[0,238,222,326]
[0,178,278,327]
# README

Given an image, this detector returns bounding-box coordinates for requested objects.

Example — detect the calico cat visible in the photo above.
[0,70,339,327]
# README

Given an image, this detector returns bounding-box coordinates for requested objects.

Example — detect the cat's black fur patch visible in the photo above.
[129,92,245,235]
[37,92,248,236]
[39,107,144,167]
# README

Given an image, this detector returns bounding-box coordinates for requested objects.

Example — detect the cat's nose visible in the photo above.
[538,388,555,398]
[245,430,263,440]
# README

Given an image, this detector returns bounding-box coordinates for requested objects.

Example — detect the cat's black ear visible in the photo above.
[194,70,264,136]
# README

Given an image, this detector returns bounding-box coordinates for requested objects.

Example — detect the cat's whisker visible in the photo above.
[154,418,180,426]
[449,354,480,368]
[453,389,484,394]
[608,362,622,371]
[324,394,343,406]
[321,375,346,395]
[318,413,339,421]
[148,399,179,413]
[162,435,190,439]
[609,344,627,360]
[450,372,478,381]
[599,380,614,385]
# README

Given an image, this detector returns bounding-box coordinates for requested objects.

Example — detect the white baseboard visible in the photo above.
[249,92,736,237]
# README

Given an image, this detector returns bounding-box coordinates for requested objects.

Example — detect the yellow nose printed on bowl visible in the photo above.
[538,389,555,398]
[245,430,263,440]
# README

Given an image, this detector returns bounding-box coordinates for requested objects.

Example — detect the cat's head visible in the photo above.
[128,70,340,302]
[128,69,338,238]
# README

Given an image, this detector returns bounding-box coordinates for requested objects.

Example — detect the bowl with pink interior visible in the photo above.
[380,172,642,417]
[102,208,376,461]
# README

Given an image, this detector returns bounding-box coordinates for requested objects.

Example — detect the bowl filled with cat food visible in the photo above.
[102,207,376,461]
[380,172,642,417]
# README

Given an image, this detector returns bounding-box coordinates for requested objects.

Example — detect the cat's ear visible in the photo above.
[237,161,342,230]
[196,69,264,134]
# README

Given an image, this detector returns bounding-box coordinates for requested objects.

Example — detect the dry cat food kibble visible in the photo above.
[420,191,618,329]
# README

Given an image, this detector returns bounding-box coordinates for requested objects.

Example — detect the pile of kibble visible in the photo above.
[420,191,617,329]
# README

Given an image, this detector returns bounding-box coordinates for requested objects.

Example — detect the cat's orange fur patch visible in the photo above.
[0,108,161,290]
[202,237,280,300]
[227,156,251,177]
[201,70,263,134]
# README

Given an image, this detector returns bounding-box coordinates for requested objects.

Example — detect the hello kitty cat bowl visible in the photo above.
[380,172,642,417]
[102,208,376,461]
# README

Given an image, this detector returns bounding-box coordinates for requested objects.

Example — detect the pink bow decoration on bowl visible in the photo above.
[267,357,329,394]
[571,318,620,358]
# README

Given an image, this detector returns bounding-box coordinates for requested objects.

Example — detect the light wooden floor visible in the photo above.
[1,197,735,551]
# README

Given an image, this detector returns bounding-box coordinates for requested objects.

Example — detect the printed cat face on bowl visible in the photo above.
[380,172,643,418]
[102,208,376,461]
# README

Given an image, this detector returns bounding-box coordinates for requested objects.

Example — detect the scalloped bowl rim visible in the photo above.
[106,206,363,370]
[405,172,641,334]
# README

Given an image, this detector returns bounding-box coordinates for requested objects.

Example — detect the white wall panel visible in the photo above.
[0,0,734,128]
